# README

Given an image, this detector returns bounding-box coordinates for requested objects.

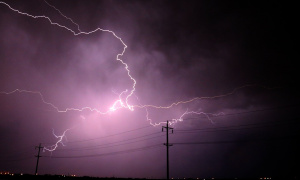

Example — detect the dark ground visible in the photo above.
[0,174,298,180]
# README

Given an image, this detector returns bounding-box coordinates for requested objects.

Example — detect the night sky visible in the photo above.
[0,0,298,179]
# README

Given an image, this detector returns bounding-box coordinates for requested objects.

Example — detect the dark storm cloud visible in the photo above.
[112,0,298,115]
[0,0,298,179]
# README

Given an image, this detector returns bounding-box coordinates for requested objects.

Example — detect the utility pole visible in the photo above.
[35,143,43,175]
[162,120,173,180]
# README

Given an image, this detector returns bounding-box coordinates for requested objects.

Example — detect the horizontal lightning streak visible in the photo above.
[0,89,109,114]
[135,84,266,109]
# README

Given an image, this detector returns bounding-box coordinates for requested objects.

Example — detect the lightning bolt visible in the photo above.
[0,1,274,151]
[43,0,82,33]
[43,129,70,152]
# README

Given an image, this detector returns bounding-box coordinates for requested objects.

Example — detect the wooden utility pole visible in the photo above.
[35,143,43,175]
[162,121,173,180]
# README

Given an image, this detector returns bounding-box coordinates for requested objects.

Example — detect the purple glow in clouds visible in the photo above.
[0,0,297,179]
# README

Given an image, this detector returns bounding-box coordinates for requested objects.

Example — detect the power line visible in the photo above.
[45,118,299,152]
[52,131,162,152]
[42,125,152,145]
[174,118,299,134]
[41,104,300,145]
[0,156,34,162]
[172,135,298,145]
[0,149,34,156]
[182,103,300,121]
[55,134,165,152]
[43,144,163,159]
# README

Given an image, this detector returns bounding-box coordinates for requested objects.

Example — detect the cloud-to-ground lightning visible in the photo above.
[0,1,273,151]
[43,129,70,152]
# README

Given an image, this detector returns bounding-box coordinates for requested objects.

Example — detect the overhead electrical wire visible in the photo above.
[5,104,297,160]
[182,103,300,121]
[45,117,298,152]
[172,135,298,145]
[44,144,163,159]
[1,155,34,162]
[42,103,299,145]
[174,118,299,134]
[55,133,165,152]
[66,125,153,144]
